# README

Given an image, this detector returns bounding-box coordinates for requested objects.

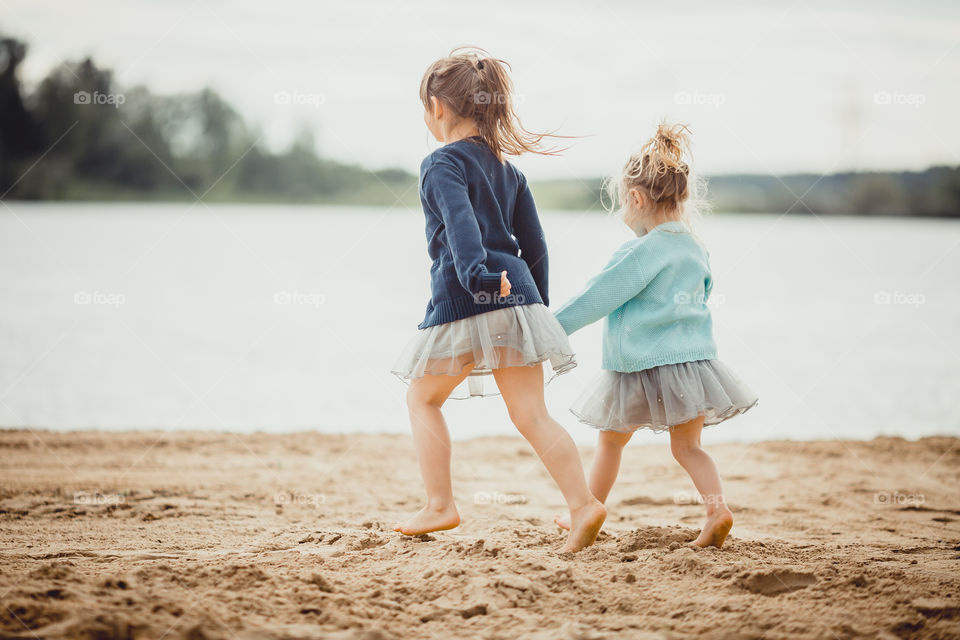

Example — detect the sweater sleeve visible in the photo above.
[554,243,650,335]
[512,174,549,306]
[422,159,503,295]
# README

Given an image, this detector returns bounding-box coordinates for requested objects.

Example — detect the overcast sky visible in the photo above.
[3,0,959,180]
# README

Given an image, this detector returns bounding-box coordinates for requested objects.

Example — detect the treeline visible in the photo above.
[706,170,960,217]
[0,34,412,204]
[531,169,960,217]
[1,33,957,216]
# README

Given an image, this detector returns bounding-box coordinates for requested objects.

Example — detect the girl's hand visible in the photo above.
[500,270,511,298]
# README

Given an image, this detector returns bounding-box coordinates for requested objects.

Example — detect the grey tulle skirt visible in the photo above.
[570,360,758,432]
[391,303,577,399]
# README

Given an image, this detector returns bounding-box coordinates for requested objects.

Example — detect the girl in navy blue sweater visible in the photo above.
[391,48,606,552]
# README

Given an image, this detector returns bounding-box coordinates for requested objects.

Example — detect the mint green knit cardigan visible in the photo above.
[554,221,718,372]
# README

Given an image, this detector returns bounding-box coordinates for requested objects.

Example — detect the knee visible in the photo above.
[406,384,444,411]
[508,406,550,436]
[599,430,632,451]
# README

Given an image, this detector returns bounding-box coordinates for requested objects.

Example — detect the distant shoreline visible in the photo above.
[2,192,957,219]
[3,164,958,218]
[2,35,956,218]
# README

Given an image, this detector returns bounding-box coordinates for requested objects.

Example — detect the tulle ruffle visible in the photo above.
[570,360,757,432]
[391,303,576,399]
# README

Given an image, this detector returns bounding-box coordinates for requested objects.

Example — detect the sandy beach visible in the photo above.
[1,430,958,639]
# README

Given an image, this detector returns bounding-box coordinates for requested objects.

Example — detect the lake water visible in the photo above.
[1,202,958,444]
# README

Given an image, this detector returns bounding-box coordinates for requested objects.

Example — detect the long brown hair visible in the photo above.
[419,47,564,163]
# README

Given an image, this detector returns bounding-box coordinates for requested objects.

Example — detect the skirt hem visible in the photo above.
[391,351,577,400]
[568,359,758,432]
[570,398,758,433]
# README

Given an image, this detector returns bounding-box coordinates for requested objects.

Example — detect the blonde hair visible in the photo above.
[419,47,565,163]
[604,122,707,227]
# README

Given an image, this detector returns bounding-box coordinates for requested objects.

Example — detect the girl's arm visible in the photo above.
[512,174,549,305]
[554,244,651,335]
[422,160,504,296]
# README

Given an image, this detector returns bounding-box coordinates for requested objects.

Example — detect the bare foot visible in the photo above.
[554,513,571,531]
[393,504,460,536]
[560,500,606,553]
[694,508,733,548]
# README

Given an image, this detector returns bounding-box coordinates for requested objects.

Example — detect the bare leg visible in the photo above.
[669,416,733,548]
[555,429,633,530]
[588,430,635,502]
[393,364,473,536]
[492,364,606,552]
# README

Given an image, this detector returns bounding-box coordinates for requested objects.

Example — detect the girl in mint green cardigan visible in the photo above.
[554,123,757,548]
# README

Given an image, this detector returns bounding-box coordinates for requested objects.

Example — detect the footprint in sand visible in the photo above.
[349,533,390,551]
[737,568,817,595]
[913,598,960,619]
[616,526,697,552]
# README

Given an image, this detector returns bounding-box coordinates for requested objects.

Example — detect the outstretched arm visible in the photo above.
[554,245,651,335]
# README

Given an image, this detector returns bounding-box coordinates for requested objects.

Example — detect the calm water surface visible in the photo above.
[1,202,957,444]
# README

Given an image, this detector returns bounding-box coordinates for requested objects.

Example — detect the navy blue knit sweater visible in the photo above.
[417,137,548,329]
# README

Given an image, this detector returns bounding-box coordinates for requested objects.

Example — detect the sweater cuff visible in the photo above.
[478,271,503,293]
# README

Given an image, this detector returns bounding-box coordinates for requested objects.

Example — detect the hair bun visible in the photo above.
[645,122,692,176]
